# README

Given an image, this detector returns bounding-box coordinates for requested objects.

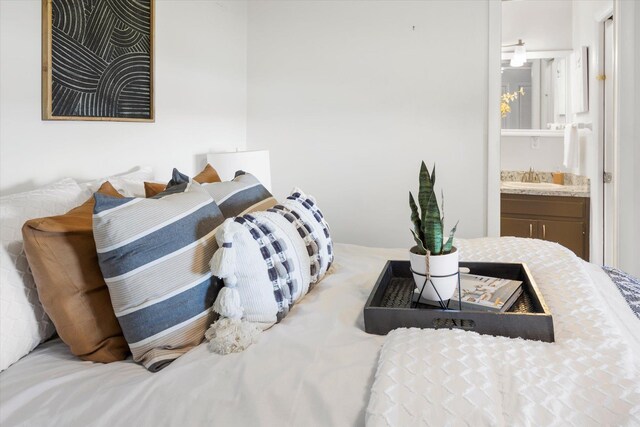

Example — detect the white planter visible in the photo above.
[409,246,459,302]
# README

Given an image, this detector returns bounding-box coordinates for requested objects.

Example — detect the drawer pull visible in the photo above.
[542,224,546,239]
[529,223,533,238]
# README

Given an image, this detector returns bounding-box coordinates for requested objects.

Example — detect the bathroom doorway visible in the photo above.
[496,0,615,264]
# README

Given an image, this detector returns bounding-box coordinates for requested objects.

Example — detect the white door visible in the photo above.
[603,17,615,265]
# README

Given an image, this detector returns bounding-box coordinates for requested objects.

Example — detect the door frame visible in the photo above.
[590,4,615,266]
[611,0,637,271]
[486,0,501,237]
[597,11,615,266]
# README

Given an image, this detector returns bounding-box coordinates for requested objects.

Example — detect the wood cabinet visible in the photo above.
[501,193,590,261]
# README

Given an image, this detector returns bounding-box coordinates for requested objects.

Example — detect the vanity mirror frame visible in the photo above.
[501,49,572,137]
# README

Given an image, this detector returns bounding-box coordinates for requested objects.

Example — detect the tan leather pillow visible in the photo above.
[143,181,166,198]
[144,163,222,197]
[194,163,222,183]
[22,181,129,363]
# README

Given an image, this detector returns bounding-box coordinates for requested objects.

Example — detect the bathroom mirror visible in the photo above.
[501,52,571,131]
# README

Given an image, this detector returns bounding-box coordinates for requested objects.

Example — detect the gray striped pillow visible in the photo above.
[93,182,224,371]
[168,169,277,218]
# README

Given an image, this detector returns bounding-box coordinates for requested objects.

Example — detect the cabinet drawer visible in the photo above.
[501,217,537,239]
[540,219,585,259]
[501,194,586,219]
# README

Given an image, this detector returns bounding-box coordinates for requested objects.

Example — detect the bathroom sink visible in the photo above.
[501,182,564,190]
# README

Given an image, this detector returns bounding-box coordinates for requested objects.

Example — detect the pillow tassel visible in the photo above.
[207,219,260,354]
[205,318,260,355]
[210,222,238,278]
[210,219,244,319]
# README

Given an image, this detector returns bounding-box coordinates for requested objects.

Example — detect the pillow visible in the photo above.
[143,182,166,198]
[22,181,129,363]
[270,188,334,282]
[83,166,154,198]
[205,213,310,355]
[93,181,225,371]
[169,169,277,218]
[0,178,86,371]
[144,164,222,198]
[206,188,333,354]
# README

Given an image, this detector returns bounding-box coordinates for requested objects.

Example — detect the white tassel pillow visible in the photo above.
[207,188,333,354]
[272,189,334,283]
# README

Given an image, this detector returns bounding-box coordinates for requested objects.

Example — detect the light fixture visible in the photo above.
[505,39,527,67]
[206,150,272,191]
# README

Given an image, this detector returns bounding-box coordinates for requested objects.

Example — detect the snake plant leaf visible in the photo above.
[440,189,445,224]
[417,161,432,225]
[418,161,432,226]
[422,189,443,254]
[442,221,459,254]
[440,189,445,248]
[409,192,423,243]
[410,229,427,255]
[410,161,456,256]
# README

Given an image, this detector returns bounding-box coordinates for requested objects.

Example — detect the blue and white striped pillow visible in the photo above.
[168,169,277,218]
[93,182,224,371]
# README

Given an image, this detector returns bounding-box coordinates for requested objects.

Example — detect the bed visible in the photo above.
[1,238,639,426]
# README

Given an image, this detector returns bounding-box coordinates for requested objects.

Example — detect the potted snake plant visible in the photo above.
[409,161,459,302]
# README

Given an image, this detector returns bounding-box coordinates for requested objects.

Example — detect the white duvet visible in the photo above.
[0,239,638,427]
[0,243,394,427]
[366,238,640,427]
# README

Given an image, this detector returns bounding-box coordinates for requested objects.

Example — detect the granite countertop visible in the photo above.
[500,171,590,198]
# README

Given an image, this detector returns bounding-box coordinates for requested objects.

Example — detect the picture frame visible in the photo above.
[41,0,155,122]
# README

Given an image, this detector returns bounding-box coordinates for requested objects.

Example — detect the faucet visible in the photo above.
[521,167,540,183]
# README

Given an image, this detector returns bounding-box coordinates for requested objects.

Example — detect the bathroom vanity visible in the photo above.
[500,177,590,261]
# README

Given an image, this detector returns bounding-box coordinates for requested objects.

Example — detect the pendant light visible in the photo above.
[509,40,527,67]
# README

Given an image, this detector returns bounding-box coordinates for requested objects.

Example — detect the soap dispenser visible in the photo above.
[552,167,565,185]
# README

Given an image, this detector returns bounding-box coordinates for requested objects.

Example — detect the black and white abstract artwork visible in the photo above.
[44,0,153,121]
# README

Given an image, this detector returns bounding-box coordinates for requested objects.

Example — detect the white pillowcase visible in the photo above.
[206,188,334,355]
[206,212,311,355]
[0,178,86,371]
[82,165,154,198]
[275,189,334,283]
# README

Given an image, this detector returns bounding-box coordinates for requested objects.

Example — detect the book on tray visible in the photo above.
[413,273,523,312]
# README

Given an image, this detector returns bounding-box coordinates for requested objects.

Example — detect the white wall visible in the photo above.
[634,0,640,278]
[0,0,248,195]
[502,0,572,51]
[634,2,640,278]
[501,135,565,172]
[616,0,640,278]
[246,0,490,248]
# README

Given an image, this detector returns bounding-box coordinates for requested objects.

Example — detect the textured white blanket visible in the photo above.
[366,237,640,427]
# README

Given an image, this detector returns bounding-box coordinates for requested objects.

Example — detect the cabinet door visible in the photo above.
[539,219,585,259]
[501,217,537,239]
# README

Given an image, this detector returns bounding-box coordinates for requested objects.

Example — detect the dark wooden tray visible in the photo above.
[363,261,554,342]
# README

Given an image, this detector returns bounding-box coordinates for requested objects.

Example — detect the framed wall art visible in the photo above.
[42,0,154,122]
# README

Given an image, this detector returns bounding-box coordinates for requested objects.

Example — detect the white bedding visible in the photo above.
[0,243,395,427]
[0,239,638,426]
[366,238,640,427]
